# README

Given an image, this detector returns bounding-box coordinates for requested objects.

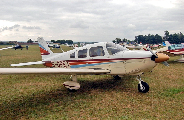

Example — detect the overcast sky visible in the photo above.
[0,0,183,42]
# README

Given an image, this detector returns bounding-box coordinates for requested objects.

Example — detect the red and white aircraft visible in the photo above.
[156,41,184,62]
[0,37,170,93]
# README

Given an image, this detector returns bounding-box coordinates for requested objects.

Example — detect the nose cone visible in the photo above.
[155,53,170,63]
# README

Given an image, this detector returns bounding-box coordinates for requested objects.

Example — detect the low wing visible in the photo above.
[11,61,44,66]
[0,68,110,75]
[0,47,13,50]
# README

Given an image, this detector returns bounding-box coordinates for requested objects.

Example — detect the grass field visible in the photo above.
[0,45,183,120]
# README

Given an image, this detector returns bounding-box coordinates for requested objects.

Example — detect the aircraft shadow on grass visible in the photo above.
[0,76,136,119]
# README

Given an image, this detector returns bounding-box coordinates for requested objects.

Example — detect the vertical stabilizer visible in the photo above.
[37,37,53,60]
[156,41,171,52]
[165,41,171,47]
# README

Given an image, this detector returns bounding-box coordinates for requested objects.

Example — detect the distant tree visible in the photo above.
[163,31,184,44]
[56,40,61,43]
[61,40,66,44]
[122,38,127,42]
[112,40,116,43]
[136,35,145,44]
[163,30,169,41]
[113,38,122,44]
[112,31,184,45]
[155,34,162,44]
[66,40,73,44]
[178,32,184,43]
[27,39,33,43]
[135,34,163,44]
[51,40,55,43]
[56,40,66,44]
[77,42,80,47]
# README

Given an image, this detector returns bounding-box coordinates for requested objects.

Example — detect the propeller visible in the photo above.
[163,61,169,66]
[147,48,158,57]
[147,47,169,66]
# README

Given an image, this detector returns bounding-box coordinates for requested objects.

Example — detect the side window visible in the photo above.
[70,52,75,58]
[78,49,87,58]
[106,43,122,55]
[89,46,105,57]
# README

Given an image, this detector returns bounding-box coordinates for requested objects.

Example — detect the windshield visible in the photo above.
[106,43,128,55]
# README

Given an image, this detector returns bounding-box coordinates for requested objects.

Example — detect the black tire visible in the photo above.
[113,75,121,80]
[138,81,149,93]
[68,88,77,92]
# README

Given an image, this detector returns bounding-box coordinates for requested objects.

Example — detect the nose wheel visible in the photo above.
[136,75,149,93]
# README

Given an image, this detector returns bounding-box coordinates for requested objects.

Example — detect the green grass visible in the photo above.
[0,45,183,119]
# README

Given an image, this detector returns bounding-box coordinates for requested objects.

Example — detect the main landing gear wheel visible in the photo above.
[136,75,149,93]
[138,81,149,93]
[63,81,80,92]
[63,74,80,92]
[113,75,121,80]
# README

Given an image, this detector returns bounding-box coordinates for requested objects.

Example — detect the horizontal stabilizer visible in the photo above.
[11,61,44,66]
[0,68,110,75]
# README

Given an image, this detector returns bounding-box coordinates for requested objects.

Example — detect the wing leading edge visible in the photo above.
[11,61,44,66]
[0,68,110,75]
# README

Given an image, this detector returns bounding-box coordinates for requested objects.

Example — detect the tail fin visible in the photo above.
[37,37,53,60]
[164,41,171,47]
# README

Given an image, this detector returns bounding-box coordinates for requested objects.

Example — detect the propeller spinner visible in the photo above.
[147,48,169,66]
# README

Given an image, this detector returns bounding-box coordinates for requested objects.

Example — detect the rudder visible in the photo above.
[37,37,53,60]
[164,41,171,47]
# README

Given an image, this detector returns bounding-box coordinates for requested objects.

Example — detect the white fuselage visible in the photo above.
[42,42,156,75]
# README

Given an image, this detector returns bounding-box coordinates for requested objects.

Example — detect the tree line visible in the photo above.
[25,39,74,45]
[51,40,73,44]
[113,31,184,44]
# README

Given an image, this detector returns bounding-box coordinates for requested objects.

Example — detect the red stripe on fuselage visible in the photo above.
[167,48,184,53]
[42,57,150,67]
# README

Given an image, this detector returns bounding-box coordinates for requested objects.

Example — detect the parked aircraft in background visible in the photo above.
[125,44,144,50]
[0,44,24,50]
[13,44,24,50]
[155,41,184,62]
[165,41,184,62]
[0,37,170,93]
[48,43,60,48]
[0,46,13,50]
[142,41,184,62]
[48,43,54,47]
[166,42,184,54]
[53,44,60,48]
[149,44,160,49]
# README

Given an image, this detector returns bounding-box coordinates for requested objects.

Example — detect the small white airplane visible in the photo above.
[0,46,13,50]
[0,37,170,93]
[156,41,184,62]
[0,44,25,50]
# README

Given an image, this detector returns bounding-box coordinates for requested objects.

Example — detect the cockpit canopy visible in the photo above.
[106,43,128,55]
[69,42,128,59]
